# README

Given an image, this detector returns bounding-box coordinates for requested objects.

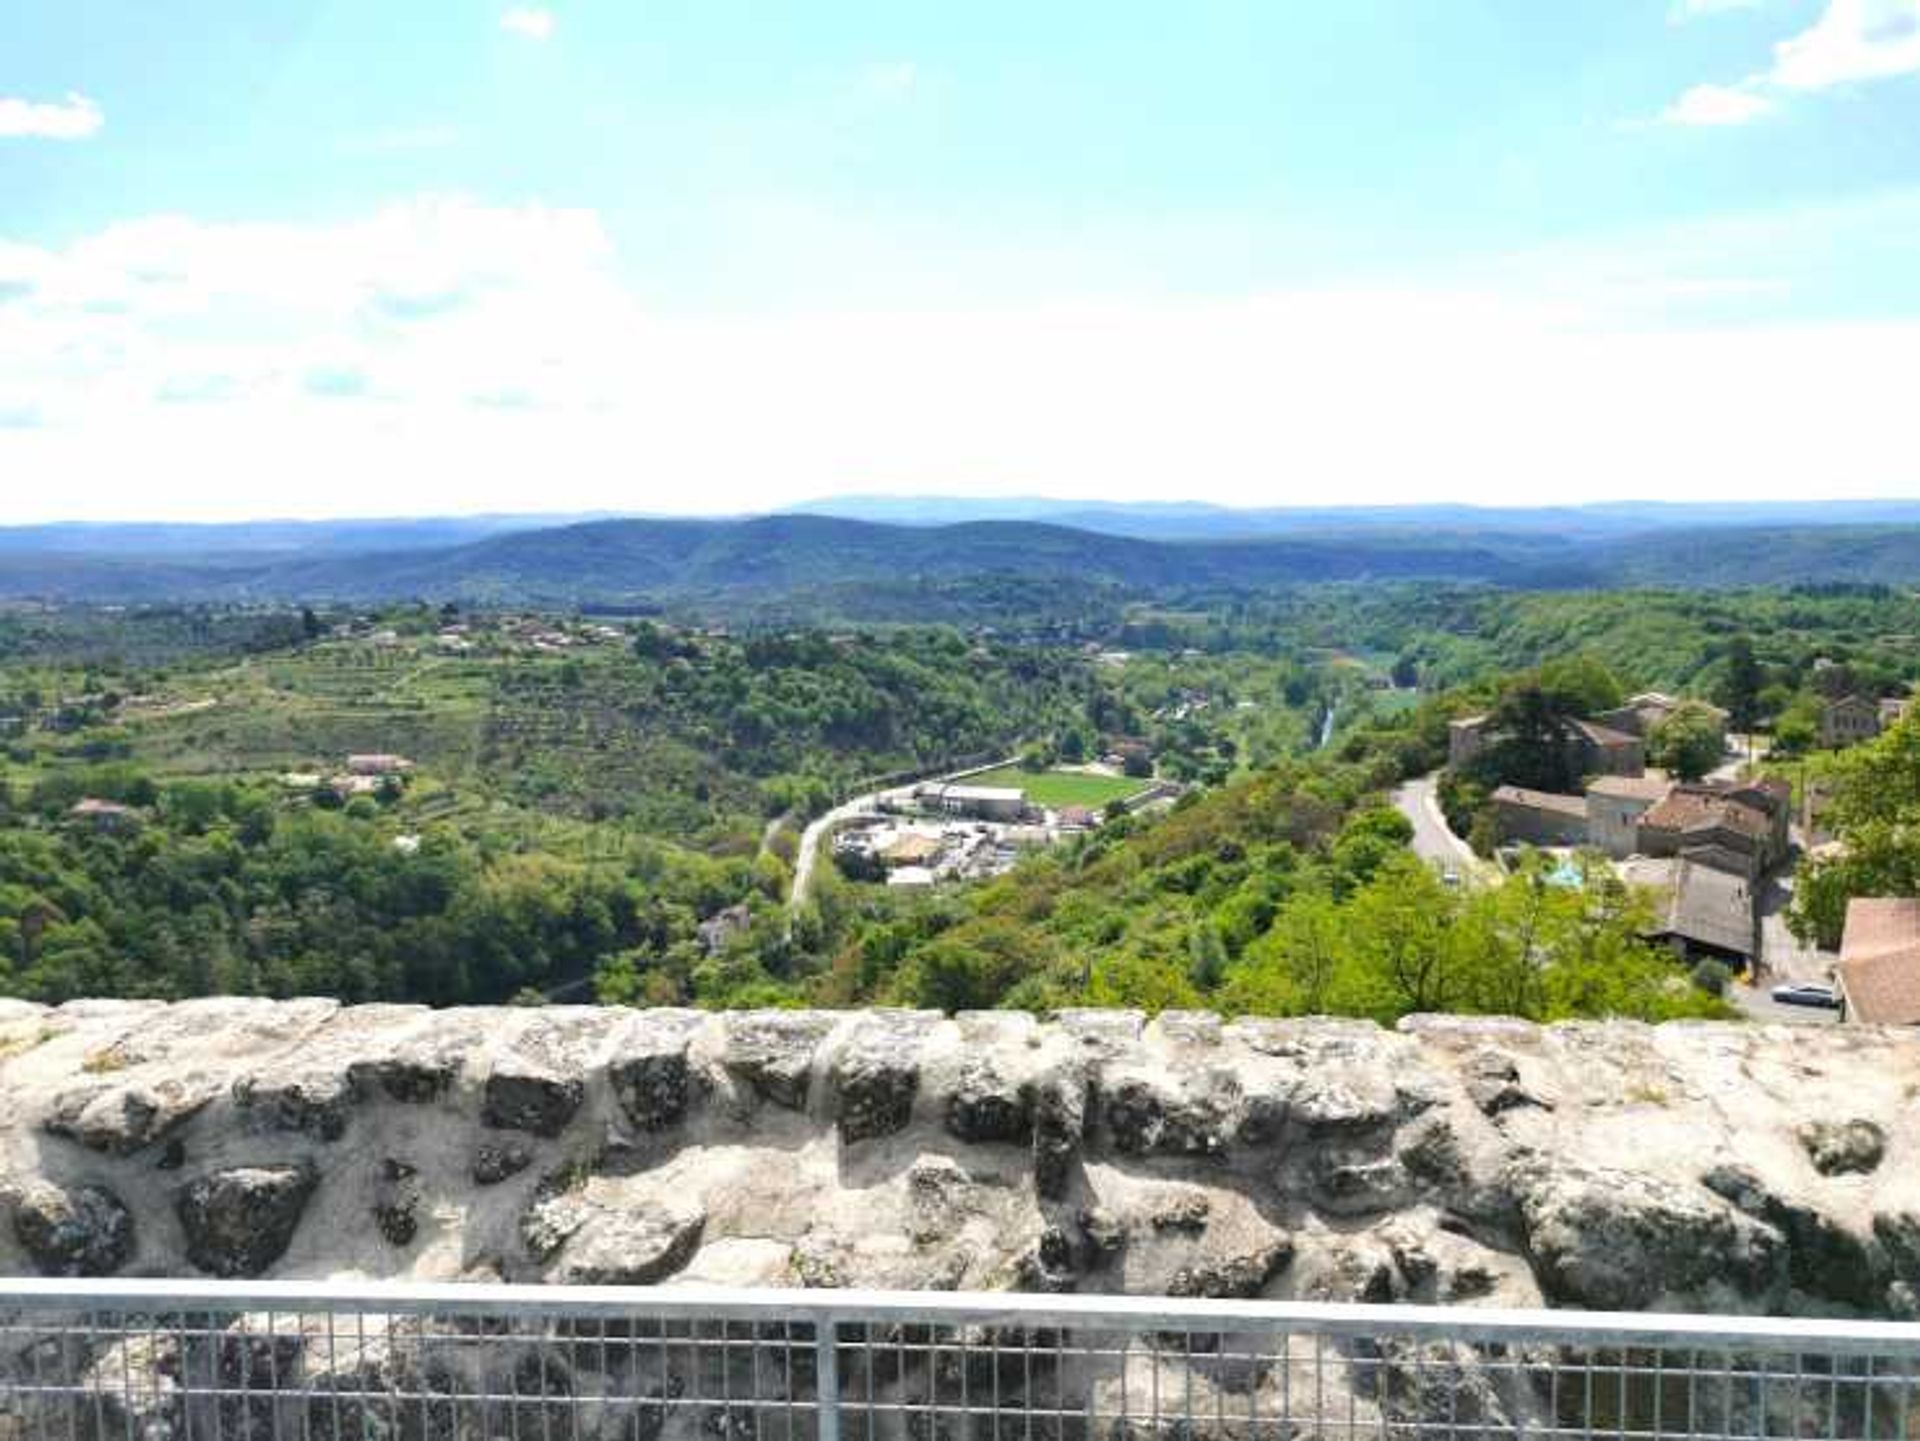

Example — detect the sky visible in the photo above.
[3,0,1920,522]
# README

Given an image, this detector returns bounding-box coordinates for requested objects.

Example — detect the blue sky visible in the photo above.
[2,0,1919,520]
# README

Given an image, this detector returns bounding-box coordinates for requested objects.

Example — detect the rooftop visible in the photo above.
[1569,717,1641,749]
[940,784,1026,803]
[1640,788,1771,843]
[1490,785,1588,818]
[1835,898,1920,1024]
[1656,858,1756,959]
[1588,773,1671,803]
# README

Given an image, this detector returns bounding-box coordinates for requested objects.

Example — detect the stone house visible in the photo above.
[1819,695,1882,749]
[1567,718,1645,778]
[1585,774,1671,858]
[1634,780,1790,879]
[1489,786,1589,847]
[1646,859,1759,968]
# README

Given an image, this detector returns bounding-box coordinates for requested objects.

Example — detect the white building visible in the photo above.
[918,783,1028,821]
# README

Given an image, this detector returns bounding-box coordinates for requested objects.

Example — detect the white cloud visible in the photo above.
[500,7,555,41]
[1661,0,1920,124]
[4,195,1920,521]
[1661,82,1777,124]
[1770,0,1920,88]
[0,92,103,141]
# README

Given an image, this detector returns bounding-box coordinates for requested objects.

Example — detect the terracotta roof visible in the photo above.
[1725,776,1791,809]
[1640,789,1770,843]
[1837,955,1920,1025]
[1588,774,1671,803]
[1841,898,1920,960]
[1836,899,1920,1025]
[1490,785,1588,818]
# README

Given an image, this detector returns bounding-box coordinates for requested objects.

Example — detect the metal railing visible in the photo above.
[3,1279,1920,1439]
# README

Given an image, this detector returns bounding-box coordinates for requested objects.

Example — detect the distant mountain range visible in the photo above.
[788,495,1920,541]
[2,503,1919,607]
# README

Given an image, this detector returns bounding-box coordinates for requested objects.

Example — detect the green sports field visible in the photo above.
[964,765,1148,809]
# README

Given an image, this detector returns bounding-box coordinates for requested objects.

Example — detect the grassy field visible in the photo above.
[966,764,1149,808]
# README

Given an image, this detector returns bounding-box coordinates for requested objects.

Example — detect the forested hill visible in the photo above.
[281,516,1569,601]
[9,512,1920,604]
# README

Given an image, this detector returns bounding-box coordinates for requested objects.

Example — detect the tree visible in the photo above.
[1716,636,1763,731]
[1647,702,1724,782]
[1788,714,1920,947]
[1536,655,1623,716]
[1771,694,1821,757]
[1483,681,1579,792]
[1345,855,1458,1017]
[1221,891,1343,1016]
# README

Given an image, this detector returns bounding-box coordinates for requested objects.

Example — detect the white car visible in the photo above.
[1769,982,1840,1010]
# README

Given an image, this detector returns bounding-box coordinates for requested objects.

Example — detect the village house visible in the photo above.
[67,798,139,833]
[1834,897,1920,1025]
[1488,786,1589,847]
[1880,694,1913,730]
[1448,713,1644,779]
[1595,692,1729,746]
[1645,858,1759,969]
[347,753,414,777]
[1448,715,1494,769]
[1567,718,1645,778]
[1585,773,1672,858]
[1819,694,1883,749]
[1634,781,1788,880]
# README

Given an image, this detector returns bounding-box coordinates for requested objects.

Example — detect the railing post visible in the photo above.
[816,1313,841,1441]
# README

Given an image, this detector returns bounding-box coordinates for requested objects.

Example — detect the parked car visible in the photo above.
[1770,982,1840,1010]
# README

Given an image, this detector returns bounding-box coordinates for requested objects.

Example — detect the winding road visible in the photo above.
[1391,771,1476,867]
[788,791,882,912]
[1389,770,1492,883]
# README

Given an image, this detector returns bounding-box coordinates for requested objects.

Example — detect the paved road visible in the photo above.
[1390,771,1488,881]
[1729,980,1840,1025]
[789,792,880,913]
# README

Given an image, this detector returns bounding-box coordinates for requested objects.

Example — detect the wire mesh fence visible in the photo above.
[2,1280,1919,1440]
